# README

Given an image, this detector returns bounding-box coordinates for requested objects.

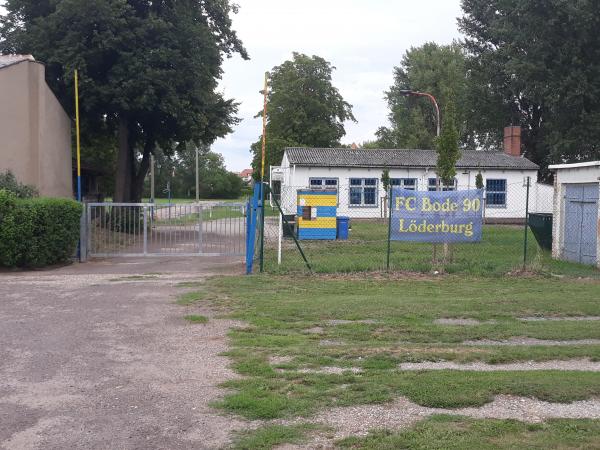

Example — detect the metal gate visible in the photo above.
[564,184,599,265]
[86,202,246,257]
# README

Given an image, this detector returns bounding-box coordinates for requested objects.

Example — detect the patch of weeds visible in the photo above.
[232,424,320,450]
[216,379,314,419]
[385,370,600,408]
[109,274,159,282]
[337,416,600,449]
[184,314,208,324]
[176,280,205,288]
[360,355,399,370]
[233,357,277,377]
[176,290,205,305]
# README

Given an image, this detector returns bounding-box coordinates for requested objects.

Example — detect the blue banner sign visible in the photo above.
[390,188,484,243]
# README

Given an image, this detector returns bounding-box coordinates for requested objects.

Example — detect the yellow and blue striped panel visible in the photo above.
[297,217,337,228]
[297,189,338,240]
[297,195,337,207]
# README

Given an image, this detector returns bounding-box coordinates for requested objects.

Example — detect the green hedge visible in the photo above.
[0,190,82,267]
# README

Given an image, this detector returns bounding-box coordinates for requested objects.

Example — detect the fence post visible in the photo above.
[523,176,531,269]
[245,199,253,274]
[246,184,261,274]
[79,205,87,262]
[143,205,148,256]
[386,189,393,271]
[277,209,283,265]
[198,204,203,255]
[259,182,266,272]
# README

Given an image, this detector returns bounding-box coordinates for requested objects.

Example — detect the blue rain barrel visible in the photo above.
[337,216,350,240]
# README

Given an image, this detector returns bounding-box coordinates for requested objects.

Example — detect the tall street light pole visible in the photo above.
[398,90,440,137]
[399,89,443,262]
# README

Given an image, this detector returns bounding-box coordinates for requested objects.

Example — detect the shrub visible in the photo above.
[0,190,82,267]
[0,170,38,198]
[475,172,484,190]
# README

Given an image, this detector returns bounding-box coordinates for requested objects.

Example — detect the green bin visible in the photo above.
[528,213,553,250]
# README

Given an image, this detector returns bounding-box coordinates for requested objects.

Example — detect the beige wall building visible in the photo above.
[0,55,72,198]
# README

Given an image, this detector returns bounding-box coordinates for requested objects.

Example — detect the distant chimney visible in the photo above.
[351,143,358,150]
[503,126,521,157]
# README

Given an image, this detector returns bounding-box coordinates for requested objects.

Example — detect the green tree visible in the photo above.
[0,171,38,198]
[251,53,355,178]
[376,42,471,149]
[147,145,243,200]
[475,172,484,190]
[381,168,391,193]
[1,0,248,202]
[436,101,461,187]
[459,0,600,171]
[250,136,300,181]
[360,140,383,149]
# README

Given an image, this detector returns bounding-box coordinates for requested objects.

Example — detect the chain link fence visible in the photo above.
[257,180,555,275]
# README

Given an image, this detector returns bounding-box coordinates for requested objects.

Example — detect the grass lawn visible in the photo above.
[202,274,600,416]
[194,272,600,447]
[263,221,600,278]
[337,416,600,449]
[232,424,321,450]
[176,290,206,305]
[152,204,277,226]
[154,207,245,225]
[145,197,249,204]
[236,417,600,450]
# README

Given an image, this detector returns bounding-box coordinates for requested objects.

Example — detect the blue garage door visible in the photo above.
[564,184,599,265]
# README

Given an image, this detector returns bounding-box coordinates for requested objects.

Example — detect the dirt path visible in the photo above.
[0,257,250,450]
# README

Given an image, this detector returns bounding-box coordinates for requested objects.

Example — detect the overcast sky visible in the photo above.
[214,0,464,172]
[0,0,465,172]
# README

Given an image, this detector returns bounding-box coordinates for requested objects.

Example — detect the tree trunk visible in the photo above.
[114,116,133,202]
[114,117,153,203]
[131,140,153,203]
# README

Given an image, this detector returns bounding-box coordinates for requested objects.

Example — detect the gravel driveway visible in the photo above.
[0,257,248,450]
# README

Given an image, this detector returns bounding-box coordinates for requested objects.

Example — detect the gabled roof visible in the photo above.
[285,147,539,170]
[0,54,36,69]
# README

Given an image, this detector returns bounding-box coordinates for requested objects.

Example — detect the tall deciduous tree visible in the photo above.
[376,42,472,149]
[251,53,355,178]
[1,0,248,201]
[459,0,600,170]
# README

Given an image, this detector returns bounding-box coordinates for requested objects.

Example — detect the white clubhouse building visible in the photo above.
[271,128,552,222]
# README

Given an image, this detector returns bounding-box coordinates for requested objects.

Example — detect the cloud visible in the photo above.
[214,0,464,171]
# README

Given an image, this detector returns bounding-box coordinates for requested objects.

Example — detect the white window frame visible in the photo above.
[428,177,457,191]
[485,178,507,208]
[390,178,418,190]
[309,177,339,189]
[349,178,379,207]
